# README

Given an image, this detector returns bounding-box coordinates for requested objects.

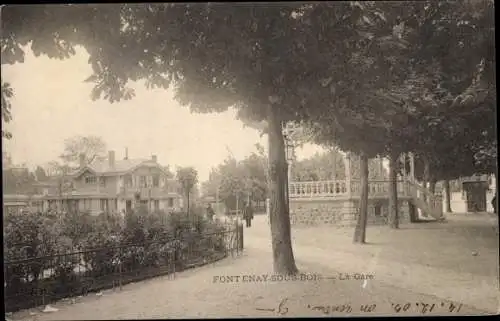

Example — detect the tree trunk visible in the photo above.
[267,106,298,275]
[421,155,430,218]
[186,192,190,217]
[495,169,498,202]
[353,152,369,244]
[408,202,418,223]
[422,156,430,201]
[429,179,437,194]
[444,179,452,213]
[388,152,399,229]
[284,162,290,213]
[495,172,498,213]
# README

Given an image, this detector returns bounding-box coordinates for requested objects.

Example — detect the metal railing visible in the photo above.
[4,226,243,312]
[408,181,444,218]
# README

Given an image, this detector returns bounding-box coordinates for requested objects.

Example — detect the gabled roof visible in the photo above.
[71,158,167,178]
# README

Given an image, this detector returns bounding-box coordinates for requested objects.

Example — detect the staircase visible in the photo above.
[408,181,445,220]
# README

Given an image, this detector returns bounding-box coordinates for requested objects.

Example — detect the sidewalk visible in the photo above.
[8,248,491,320]
[246,214,500,313]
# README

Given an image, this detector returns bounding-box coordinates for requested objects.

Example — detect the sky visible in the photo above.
[2,46,324,182]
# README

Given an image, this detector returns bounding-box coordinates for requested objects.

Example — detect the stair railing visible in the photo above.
[407,180,444,219]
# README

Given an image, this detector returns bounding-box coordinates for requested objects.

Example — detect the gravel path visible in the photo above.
[249,213,499,313]
[8,213,498,319]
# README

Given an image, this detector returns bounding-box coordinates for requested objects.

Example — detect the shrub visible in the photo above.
[4,210,74,301]
[5,207,234,312]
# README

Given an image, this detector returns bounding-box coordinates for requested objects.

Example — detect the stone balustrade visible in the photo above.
[289,180,348,198]
[289,180,411,199]
[281,179,442,227]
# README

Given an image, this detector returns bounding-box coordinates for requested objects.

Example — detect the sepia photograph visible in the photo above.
[2,1,498,319]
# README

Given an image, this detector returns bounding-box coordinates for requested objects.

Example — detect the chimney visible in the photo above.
[79,154,86,168]
[109,150,115,168]
[124,147,128,160]
[152,155,157,163]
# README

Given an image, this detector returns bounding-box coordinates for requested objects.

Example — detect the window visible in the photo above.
[31,201,43,211]
[124,175,133,187]
[99,177,106,187]
[167,198,174,208]
[100,199,107,211]
[139,176,147,188]
[85,176,97,184]
[152,175,160,187]
[374,204,382,217]
[154,200,160,211]
[84,199,92,210]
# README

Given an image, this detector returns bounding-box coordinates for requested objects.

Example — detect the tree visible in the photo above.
[46,161,72,177]
[310,0,495,228]
[353,152,369,243]
[238,152,268,204]
[302,3,418,240]
[162,166,175,179]
[59,135,107,167]
[1,3,408,268]
[34,166,48,181]
[388,154,399,228]
[176,166,198,217]
[395,0,495,186]
[203,152,268,211]
[443,179,452,213]
[1,82,14,139]
[2,167,37,194]
[292,150,345,181]
[4,2,494,271]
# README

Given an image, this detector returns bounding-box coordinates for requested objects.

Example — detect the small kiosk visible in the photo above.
[461,175,490,212]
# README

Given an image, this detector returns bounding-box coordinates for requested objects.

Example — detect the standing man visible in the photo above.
[243,203,254,228]
[206,203,215,221]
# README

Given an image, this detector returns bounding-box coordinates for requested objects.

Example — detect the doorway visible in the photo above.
[463,182,488,212]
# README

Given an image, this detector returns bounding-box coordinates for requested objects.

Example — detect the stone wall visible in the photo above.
[286,198,410,227]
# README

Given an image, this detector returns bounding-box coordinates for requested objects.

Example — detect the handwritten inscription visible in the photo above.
[257,298,466,315]
[256,298,289,315]
[307,304,354,314]
[390,302,463,314]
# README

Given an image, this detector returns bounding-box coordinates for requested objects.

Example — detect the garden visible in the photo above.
[3,206,240,312]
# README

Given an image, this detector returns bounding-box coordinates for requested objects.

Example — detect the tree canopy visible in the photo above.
[202,151,268,209]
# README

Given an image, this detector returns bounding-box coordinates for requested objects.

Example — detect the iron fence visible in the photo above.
[4,225,243,313]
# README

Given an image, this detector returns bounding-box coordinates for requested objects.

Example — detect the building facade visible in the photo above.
[4,151,183,215]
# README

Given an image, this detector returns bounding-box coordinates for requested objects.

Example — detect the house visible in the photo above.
[3,194,45,214]
[27,151,183,215]
[444,174,496,213]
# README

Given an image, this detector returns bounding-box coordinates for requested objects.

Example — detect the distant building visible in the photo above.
[4,150,183,215]
[2,151,13,169]
[445,174,495,213]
